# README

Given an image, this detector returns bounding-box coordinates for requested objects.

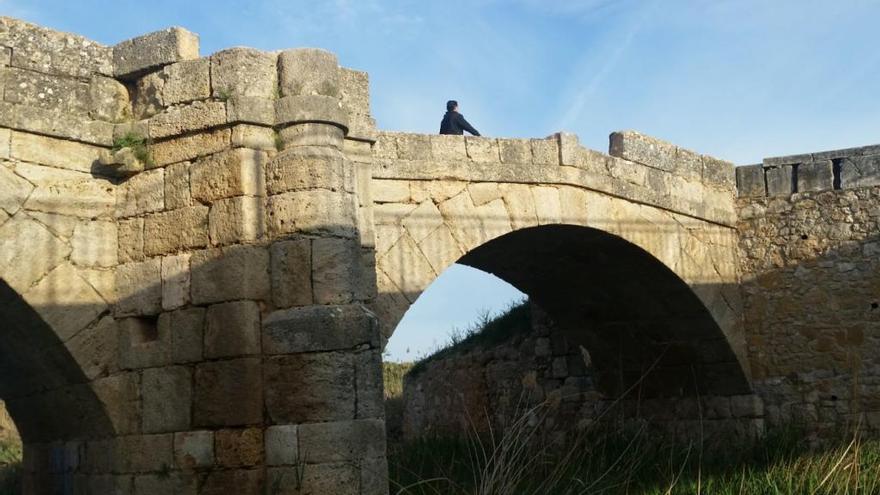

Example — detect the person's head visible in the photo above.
[446,100,458,112]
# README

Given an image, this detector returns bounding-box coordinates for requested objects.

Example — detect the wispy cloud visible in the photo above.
[554,0,657,131]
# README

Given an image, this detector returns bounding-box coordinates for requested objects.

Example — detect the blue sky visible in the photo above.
[6,0,879,361]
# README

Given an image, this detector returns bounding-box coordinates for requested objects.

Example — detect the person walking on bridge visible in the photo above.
[439,100,481,136]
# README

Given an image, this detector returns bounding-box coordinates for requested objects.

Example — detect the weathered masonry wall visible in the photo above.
[403,304,763,443]
[736,146,880,439]
[1,17,387,494]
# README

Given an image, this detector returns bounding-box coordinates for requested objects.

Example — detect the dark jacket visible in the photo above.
[439,111,480,136]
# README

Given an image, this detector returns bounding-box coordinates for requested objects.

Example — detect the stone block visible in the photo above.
[278,48,339,97]
[266,146,345,195]
[530,138,559,165]
[298,419,385,463]
[401,200,444,243]
[417,224,463,275]
[2,16,113,77]
[115,258,162,316]
[267,464,357,495]
[262,304,379,355]
[0,215,70,293]
[168,307,205,364]
[797,160,833,192]
[735,164,765,197]
[840,154,880,189]
[355,350,384,419]
[267,190,357,238]
[498,139,532,164]
[312,237,361,304]
[91,373,140,434]
[227,96,275,126]
[150,128,231,167]
[71,220,117,268]
[89,76,131,122]
[10,131,103,174]
[430,135,465,161]
[161,253,190,310]
[466,136,500,163]
[143,205,209,256]
[211,48,277,99]
[201,469,263,495]
[132,71,165,119]
[391,134,431,161]
[377,233,435,300]
[14,162,114,218]
[162,58,210,105]
[118,217,145,264]
[163,161,192,210]
[4,67,90,115]
[209,196,265,246]
[118,314,170,369]
[264,352,355,423]
[371,180,411,203]
[265,425,298,466]
[2,101,114,146]
[532,186,562,224]
[0,128,9,160]
[142,366,192,433]
[765,165,794,197]
[23,266,109,340]
[702,155,736,190]
[499,183,539,230]
[278,122,345,149]
[205,300,261,358]
[361,457,390,495]
[191,148,266,203]
[215,428,263,467]
[190,244,271,305]
[231,124,275,150]
[275,96,347,131]
[113,434,173,473]
[148,100,227,139]
[609,130,677,172]
[174,430,214,470]
[468,182,502,207]
[117,168,164,218]
[64,315,118,380]
[114,27,200,79]
[270,238,313,308]
[730,394,764,418]
[194,358,263,427]
[133,473,198,494]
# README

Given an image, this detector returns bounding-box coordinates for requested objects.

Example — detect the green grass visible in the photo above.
[389,419,880,495]
[385,361,415,444]
[408,299,530,377]
[0,438,21,495]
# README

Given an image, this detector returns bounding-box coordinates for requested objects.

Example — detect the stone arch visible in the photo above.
[0,280,115,448]
[372,183,750,397]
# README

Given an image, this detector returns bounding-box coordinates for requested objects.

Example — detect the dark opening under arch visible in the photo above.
[455,224,751,398]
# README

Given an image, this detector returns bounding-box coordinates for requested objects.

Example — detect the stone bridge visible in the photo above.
[0,17,878,494]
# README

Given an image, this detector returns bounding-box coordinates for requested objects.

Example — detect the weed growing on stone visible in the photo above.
[112,131,153,167]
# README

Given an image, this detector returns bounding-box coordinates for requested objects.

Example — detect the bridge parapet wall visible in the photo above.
[736,144,880,198]
[373,129,737,226]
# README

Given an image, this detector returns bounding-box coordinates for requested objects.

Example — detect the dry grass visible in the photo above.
[389,402,880,495]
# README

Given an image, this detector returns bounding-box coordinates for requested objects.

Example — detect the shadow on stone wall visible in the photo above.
[0,281,114,443]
